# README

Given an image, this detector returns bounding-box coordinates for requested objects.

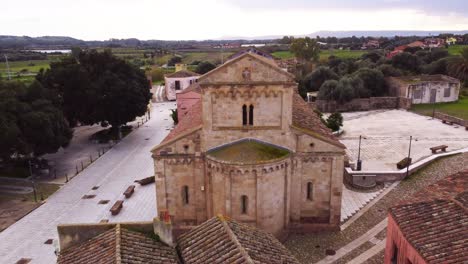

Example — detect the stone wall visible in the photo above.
[434,112,467,127]
[314,97,411,113]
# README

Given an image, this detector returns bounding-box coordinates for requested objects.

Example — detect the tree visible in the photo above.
[361,51,383,63]
[335,76,362,103]
[290,37,320,62]
[148,68,165,83]
[0,80,72,159]
[39,50,151,138]
[318,80,339,101]
[195,61,216,74]
[167,56,182,66]
[377,64,402,77]
[391,52,421,73]
[303,66,339,93]
[326,112,343,132]
[422,58,448,75]
[353,68,387,97]
[448,47,468,82]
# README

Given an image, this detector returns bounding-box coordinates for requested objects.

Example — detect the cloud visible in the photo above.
[225,0,468,15]
[0,0,467,40]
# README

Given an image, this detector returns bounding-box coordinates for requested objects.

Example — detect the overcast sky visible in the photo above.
[2,0,468,40]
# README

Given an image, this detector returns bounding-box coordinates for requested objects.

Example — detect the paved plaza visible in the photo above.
[340,109,468,171]
[0,102,176,264]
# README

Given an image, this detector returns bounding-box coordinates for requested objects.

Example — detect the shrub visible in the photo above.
[397,157,412,169]
[326,112,343,132]
[170,109,178,124]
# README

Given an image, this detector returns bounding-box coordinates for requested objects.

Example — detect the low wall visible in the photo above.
[344,147,468,188]
[434,112,467,127]
[315,97,411,113]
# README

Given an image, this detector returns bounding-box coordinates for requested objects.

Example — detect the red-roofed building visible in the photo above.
[384,170,468,263]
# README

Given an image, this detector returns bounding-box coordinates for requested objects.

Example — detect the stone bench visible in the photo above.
[110,200,123,215]
[442,119,453,125]
[123,185,135,198]
[135,176,155,186]
[430,145,448,154]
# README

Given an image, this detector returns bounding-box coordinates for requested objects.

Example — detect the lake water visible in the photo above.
[27,49,71,54]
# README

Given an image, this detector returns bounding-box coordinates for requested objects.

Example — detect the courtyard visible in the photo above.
[340,109,468,171]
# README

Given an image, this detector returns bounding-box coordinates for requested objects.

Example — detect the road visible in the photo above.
[0,102,176,264]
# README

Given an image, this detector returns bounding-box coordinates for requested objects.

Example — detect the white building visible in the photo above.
[164,64,200,101]
[386,75,460,104]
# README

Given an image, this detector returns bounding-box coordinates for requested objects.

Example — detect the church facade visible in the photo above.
[151,52,345,238]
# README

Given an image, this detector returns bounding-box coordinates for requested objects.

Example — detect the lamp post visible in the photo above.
[406,136,413,178]
[357,135,362,171]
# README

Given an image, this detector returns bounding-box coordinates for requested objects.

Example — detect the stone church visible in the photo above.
[151,52,345,238]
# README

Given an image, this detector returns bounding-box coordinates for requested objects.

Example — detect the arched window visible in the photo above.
[182,186,189,205]
[306,182,313,200]
[241,195,248,214]
[249,105,254,126]
[242,105,248,125]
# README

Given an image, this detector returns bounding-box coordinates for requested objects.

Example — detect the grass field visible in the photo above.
[0,59,51,74]
[272,49,368,60]
[180,51,234,65]
[410,98,468,120]
[447,45,468,56]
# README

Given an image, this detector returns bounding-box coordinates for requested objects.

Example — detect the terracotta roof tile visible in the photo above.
[292,93,345,148]
[57,228,116,264]
[178,83,202,95]
[160,99,202,145]
[177,216,300,264]
[165,70,200,78]
[57,226,178,264]
[389,170,468,264]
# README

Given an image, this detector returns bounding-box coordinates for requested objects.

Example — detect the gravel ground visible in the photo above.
[285,153,468,263]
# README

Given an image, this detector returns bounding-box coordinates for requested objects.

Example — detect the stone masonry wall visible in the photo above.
[315,97,411,113]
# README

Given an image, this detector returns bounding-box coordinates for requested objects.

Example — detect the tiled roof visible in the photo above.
[160,99,202,145]
[57,228,116,264]
[178,83,202,95]
[292,93,346,148]
[57,225,178,264]
[389,170,468,264]
[177,216,300,264]
[165,70,200,78]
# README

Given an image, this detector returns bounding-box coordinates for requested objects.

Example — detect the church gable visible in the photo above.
[198,53,295,84]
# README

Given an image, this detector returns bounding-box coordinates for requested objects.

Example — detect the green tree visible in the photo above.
[377,64,402,77]
[318,80,339,101]
[290,37,320,62]
[303,66,339,93]
[39,50,151,138]
[448,47,468,82]
[195,61,216,74]
[167,56,182,66]
[353,68,387,97]
[391,52,421,73]
[0,80,72,159]
[326,112,343,132]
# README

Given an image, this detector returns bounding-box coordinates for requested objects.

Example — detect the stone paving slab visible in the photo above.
[315,219,388,264]
[341,185,384,222]
[0,102,176,264]
[340,110,468,171]
[347,238,386,264]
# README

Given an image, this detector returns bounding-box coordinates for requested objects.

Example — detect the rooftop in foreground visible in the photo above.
[207,139,290,164]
